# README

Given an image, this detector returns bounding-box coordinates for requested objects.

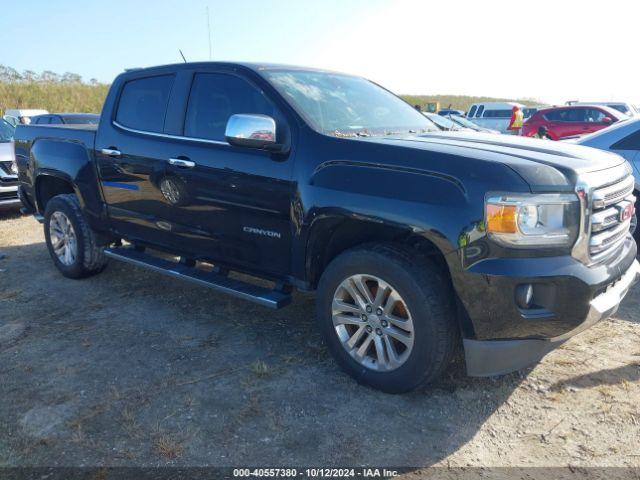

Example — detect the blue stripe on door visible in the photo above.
[102,181,140,191]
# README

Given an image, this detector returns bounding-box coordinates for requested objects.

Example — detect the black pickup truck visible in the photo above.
[14,62,640,393]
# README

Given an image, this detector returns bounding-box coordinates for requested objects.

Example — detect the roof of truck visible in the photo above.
[122,61,348,75]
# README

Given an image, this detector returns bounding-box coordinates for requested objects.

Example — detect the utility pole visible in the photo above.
[206,6,212,60]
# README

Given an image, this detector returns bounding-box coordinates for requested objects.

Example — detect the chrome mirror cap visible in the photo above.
[225,114,277,150]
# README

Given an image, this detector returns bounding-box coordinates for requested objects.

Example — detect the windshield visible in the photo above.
[0,119,15,142]
[263,70,438,136]
[608,104,630,115]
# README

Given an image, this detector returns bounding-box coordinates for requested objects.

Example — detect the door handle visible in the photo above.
[101,148,121,158]
[168,158,196,168]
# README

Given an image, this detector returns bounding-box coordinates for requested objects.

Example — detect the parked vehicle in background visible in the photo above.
[465,102,526,133]
[523,107,541,119]
[423,112,473,131]
[445,114,500,134]
[523,105,627,140]
[2,109,49,126]
[438,109,465,117]
[14,61,640,393]
[0,119,19,209]
[574,117,640,236]
[568,101,639,117]
[30,113,100,125]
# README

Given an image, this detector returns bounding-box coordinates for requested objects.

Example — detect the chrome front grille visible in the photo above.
[572,162,635,266]
[588,174,634,262]
[592,175,634,209]
[0,161,12,175]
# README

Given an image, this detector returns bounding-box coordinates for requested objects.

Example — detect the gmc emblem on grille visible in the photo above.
[617,201,635,222]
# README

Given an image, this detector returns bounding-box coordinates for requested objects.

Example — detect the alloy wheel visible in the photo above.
[49,211,78,266]
[332,274,415,371]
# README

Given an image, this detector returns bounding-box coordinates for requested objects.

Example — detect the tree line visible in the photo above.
[0,65,102,85]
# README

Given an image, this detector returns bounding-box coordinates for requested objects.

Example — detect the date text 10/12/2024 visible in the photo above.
[232,468,400,478]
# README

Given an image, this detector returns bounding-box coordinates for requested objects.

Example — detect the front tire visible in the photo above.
[44,194,107,279]
[316,243,458,393]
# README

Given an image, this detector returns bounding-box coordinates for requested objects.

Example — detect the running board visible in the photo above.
[103,247,292,309]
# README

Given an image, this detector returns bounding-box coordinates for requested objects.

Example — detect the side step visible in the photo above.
[103,247,292,309]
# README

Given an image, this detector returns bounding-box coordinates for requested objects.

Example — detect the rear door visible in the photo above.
[155,69,295,276]
[95,72,179,247]
[560,108,589,138]
[545,108,579,139]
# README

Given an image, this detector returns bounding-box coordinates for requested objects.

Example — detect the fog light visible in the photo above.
[516,283,534,309]
[10,161,18,175]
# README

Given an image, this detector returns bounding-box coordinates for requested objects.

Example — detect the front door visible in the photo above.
[152,71,295,277]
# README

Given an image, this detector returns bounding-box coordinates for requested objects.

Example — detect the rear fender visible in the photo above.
[30,139,106,229]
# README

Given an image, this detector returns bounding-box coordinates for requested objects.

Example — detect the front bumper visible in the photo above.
[0,184,20,208]
[464,256,640,376]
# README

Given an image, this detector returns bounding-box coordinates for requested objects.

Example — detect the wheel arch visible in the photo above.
[35,172,79,213]
[305,216,452,288]
[304,215,476,339]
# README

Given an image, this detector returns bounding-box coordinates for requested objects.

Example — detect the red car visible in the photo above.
[522,105,627,140]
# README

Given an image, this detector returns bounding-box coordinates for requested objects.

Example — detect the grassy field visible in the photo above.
[0,82,109,116]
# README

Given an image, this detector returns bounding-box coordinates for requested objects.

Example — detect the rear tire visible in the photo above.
[316,243,458,393]
[44,194,107,279]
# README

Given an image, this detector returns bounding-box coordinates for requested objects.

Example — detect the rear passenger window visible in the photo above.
[544,110,559,121]
[116,75,174,133]
[565,108,587,122]
[49,116,62,124]
[184,73,277,142]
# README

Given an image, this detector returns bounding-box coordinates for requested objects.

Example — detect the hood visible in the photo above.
[363,131,627,192]
[0,142,15,162]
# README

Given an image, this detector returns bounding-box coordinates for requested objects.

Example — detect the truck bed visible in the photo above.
[14,123,97,149]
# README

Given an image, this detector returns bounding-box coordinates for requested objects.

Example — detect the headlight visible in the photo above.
[485,193,580,247]
[10,161,18,175]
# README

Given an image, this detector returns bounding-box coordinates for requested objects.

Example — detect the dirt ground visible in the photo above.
[1,210,639,476]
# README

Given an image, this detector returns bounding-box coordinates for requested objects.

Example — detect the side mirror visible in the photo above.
[602,117,613,125]
[225,114,284,152]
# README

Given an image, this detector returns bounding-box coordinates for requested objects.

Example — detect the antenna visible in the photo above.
[206,6,212,60]
[179,50,187,63]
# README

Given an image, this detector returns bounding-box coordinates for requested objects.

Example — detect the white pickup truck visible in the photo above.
[0,119,19,209]
[465,102,533,133]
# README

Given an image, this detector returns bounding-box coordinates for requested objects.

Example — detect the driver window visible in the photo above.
[184,73,277,142]
[585,108,606,123]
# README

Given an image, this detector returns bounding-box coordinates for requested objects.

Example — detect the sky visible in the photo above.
[1,0,638,105]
